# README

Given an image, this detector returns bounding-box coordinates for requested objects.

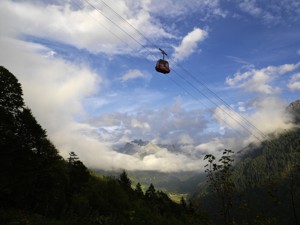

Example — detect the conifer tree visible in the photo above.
[135,182,144,196]
[145,183,156,199]
[119,170,132,190]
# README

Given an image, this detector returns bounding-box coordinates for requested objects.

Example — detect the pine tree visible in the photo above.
[135,182,144,196]
[0,66,24,115]
[119,170,132,190]
[145,183,156,199]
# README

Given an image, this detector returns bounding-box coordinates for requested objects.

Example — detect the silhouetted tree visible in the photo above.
[204,149,235,225]
[0,66,24,115]
[119,170,132,190]
[145,183,156,199]
[68,152,90,188]
[135,182,144,196]
[180,196,187,210]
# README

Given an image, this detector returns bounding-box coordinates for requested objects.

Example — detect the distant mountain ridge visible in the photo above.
[288,99,300,123]
[109,100,300,196]
[114,139,195,155]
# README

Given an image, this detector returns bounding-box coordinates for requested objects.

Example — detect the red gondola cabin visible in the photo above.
[155,48,170,74]
[155,59,170,74]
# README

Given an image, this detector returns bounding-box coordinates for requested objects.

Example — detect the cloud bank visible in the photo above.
[1,0,299,173]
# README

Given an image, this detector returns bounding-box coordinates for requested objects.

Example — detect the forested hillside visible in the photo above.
[0,66,207,225]
[194,126,300,225]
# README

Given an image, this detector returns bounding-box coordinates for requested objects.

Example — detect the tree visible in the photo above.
[0,66,68,216]
[0,66,24,115]
[68,152,90,187]
[135,182,144,196]
[204,149,235,225]
[18,108,46,154]
[119,170,132,190]
[145,183,156,199]
[66,152,90,215]
[180,196,187,210]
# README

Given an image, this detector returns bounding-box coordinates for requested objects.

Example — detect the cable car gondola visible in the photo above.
[155,48,170,74]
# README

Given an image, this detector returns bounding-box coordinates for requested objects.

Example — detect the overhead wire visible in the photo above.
[71,0,287,188]
[80,0,148,49]
[89,0,260,140]
[164,75,264,142]
[170,70,263,141]
[174,63,269,140]
[96,0,160,49]
[76,0,268,142]
[80,0,267,142]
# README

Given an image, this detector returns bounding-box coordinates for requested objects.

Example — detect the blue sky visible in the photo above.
[0,0,300,171]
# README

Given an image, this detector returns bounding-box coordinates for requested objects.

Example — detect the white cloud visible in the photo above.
[1,0,299,173]
[131,118,150,129]
[87,97,208,145]
[0,0,174,54]
[196,138,225,155]
[0,37,296,172]
[237,0,300,25]
[247,97,295,134]
[0,35,105,156]
[213,105,247,132]
[226,62,300,94]
[239,0,262,17]
[288,73,300,91]
[213,97,295,142]
[172,27,208,62]
[148,0,225,19]
[120,69,151,82]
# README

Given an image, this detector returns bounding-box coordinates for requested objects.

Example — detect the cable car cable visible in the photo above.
[97,0,161,50]
[72,0,131,48]
[82,0,148,49]
[75,0,268,143]
[78,0,267,142]
[88,0,268,141]
[165,75,261,141]
[173,62,269,140]
[170,70,264,141]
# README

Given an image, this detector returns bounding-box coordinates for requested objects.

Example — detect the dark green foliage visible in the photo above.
[197,130,300,225]
[0,66,206,225]
[119,170,132,190]
[288,100,300,124]
[204,149,235,225]
[135,182,144,196]
[0,66,24,115]
[145,183,156,199]
[0,66,68,217]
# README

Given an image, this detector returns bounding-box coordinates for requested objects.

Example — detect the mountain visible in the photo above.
[192,125,300,225]
[108,99,300,198]
[113,139,195,156]
[287,99,300,123]
[107,139,207,194]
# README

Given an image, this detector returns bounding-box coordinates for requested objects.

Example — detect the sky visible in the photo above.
[0,0,300,172]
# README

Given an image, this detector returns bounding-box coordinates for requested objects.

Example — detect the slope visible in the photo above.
[193,121,300,224]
